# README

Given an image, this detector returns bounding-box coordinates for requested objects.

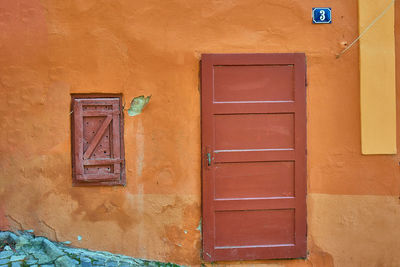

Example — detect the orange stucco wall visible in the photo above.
[1,0,400,266]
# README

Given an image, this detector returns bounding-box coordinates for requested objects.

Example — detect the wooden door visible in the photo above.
[201,53,306,261]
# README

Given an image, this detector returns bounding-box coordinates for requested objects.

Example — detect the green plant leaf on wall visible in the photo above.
[127,95,151,117]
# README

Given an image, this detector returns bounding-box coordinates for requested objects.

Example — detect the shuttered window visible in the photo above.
[71,95,126,186]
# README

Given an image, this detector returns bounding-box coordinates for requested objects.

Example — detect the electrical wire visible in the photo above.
[336,0,395,58]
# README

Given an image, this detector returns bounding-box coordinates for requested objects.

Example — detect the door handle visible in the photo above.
[207,152,211,166]
[204,146,213,168]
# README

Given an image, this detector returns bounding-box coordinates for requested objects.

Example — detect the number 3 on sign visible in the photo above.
[319,10,325,21]
[312,8,332,24]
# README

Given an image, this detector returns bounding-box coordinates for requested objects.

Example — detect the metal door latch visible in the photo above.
[207,152,211,166]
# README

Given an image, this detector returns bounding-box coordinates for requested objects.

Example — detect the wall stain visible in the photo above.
[70,190,137,232]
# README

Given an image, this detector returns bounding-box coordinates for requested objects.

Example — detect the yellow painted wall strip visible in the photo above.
[359,0,396,154]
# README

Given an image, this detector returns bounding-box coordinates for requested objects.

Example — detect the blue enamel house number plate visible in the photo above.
[312,7,332,24]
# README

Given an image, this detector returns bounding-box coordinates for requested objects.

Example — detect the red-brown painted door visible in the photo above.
[201,53,306,261]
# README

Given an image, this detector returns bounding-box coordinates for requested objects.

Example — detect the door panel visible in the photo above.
[201,53,306,261]
[214,161,295,199]
[214,113,294,150]
[214,209,295,247]
[214,65,294,102]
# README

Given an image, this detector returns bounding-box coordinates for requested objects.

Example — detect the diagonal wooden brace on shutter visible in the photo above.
[84,115,112,159]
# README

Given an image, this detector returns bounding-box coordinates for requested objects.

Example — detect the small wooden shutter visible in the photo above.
[71,95,125,186]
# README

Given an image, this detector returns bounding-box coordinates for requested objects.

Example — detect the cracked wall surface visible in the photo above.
[1,0,400,266]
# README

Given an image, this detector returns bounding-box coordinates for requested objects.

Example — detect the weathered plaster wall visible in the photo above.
[1,0,400,266]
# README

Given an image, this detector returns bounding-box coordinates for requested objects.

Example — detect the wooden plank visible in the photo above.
[212,102,295,114]
[75,98,120,105]
[83,115,112,159]
[214,161,295,199]
[73,101,84,176]
[112,102,121,175]
[83,159,122,165]
[76,173,119,181]
[213,149,295,163]
[82,110,119,116]
[214,198,295,211]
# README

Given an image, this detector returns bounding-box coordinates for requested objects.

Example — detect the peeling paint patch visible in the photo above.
[127,95,151,116]
[196,218,202,234]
